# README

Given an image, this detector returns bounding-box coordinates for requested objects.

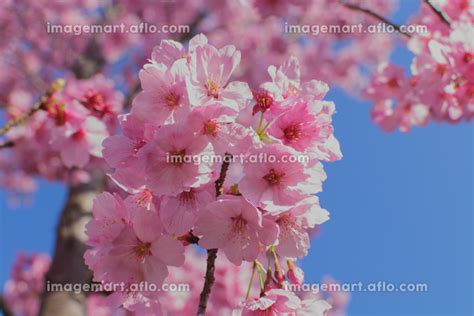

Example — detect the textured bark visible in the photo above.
[0,295,13,316]
[39,171,105,316]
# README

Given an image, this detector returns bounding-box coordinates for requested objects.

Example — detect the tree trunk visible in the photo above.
[39,171,105,316]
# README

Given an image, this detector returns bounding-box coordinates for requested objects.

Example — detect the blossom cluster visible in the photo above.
[84,33,341,314]
[1,0,396,196]
[3,253,50,316]
[4,251,349,315]
[367,0,474,132]
[0,75,123,196]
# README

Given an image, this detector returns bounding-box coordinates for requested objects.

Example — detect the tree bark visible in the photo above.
[38,171,105,316]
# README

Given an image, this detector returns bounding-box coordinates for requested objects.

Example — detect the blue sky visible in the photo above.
[1,1,473,315]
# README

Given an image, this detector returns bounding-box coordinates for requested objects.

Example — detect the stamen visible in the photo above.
[263,168,285,185]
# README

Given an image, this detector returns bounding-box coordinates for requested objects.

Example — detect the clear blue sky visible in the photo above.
[1,1,473,315]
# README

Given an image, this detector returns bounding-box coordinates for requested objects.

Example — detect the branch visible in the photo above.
[340,1,412,38]
[197,153,232,315]
[39,171,105,316]
[0,294,14,316]
[424,0,451,26]
[70,37,105,79]
[0,140,14,149]
[0,79,64,137]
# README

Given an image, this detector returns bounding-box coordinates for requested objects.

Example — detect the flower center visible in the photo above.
[133,139,147,153]
[135,189,152,207]
[231,215,247,233]
[203,120,219,136]
[169,149,187,165]
[179,190,196,207]
[263,168,285,185]
[283,125,301,142]
[205,80,220,99]
[47,103,67,126]
[252,90,274,115]
[72,129,85,141]
[463,52,472,63]
[284,84,300,98]
[277,214,295,228]
[80,90,109,116]
[165,92,181,108]
[387,77,399,88]
[134,240,151,261]
[435,64,447,75]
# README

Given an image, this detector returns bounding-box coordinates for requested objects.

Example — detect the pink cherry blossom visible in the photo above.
[186,104,252,155]
[238,289,302,316]
[194,197,278,265]
[239,144,318,213]
[132,60,190,125]
[85,192,130,247]
[160,184,214,236]
[88,207,184,286]
[143,123,215,196]
[4,253,50,316]
[186,41,252,110]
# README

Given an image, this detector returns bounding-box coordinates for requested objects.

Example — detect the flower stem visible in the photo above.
[0,79,65,137]
[339,0,412,38]
[197,153,232,315]
[245,262,257,299]
[424,0,451,26]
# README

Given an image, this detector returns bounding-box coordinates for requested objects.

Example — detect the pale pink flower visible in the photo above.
[268,196,329,258]
[187,104,253,155]
[194,197,278,265]
[132,60,190,125]
[62,74,124,132]
[143,123,215,196]
[299,297,332,316]
[52,112,108,168]
[237,289,301,315]
[151,34,208,67]
[186,43,252,110]
[4,253,50,316]
[262,56,329,103]
[85,192,130,246]
[239,145,318,213]
[267,98,342,161]
[160,184,215,236]
[102,113,155,191]
[86,207,184,289]
[287,261,304,286]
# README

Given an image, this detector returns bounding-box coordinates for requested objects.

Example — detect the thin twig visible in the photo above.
[197,248,218,316]
[340,1,412,38]
[197,153,232,315]
[424,0,451,26]
[0,140,15,149]
[0,79,64,137]
[0,100,45,137]
[0,294,14,316]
